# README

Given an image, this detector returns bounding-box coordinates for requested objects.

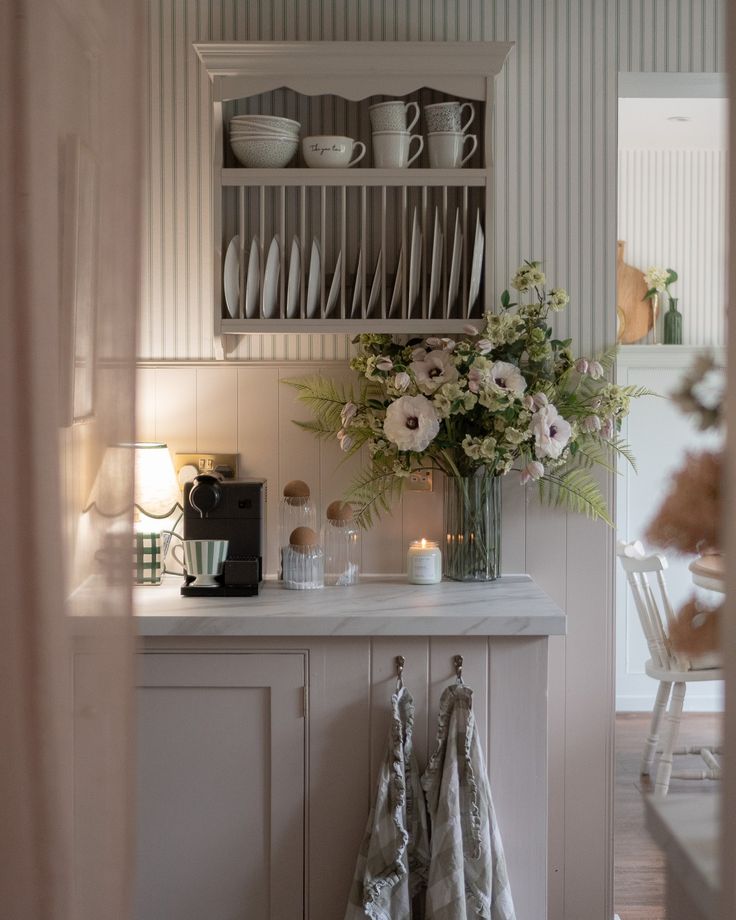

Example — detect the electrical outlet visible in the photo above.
[407,469,433,492]
[175,453,238,488]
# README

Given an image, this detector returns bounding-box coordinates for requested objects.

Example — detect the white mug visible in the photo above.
[369,100,420,134]
[427,131,478,168]
[372,131,424,168]
[302,135,366,168]
[424,101,475,135]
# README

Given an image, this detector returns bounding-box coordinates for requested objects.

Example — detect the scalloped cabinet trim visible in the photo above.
[194,41,513,355]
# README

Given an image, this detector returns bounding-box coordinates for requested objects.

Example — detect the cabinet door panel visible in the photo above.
[135,652,305,920]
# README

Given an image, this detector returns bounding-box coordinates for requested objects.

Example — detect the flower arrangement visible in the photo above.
[643,265,678,301]
[288,261,647,540]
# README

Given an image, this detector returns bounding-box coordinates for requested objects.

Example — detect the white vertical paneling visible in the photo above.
[154,367,197,452]
[196,366,238,452]
[236,367,280,574]
[136,367,157,442]
[618,148,727,346]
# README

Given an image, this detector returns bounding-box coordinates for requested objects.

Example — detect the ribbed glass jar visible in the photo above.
[443,472,501,581]
[323,501,360,587]
[282,527,324,590]
[279,480,317,577]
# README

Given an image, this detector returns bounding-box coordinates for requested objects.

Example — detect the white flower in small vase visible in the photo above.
[410,349,459,392]
[383,395,440,452]
[489,360,527,395]
[532,404,572,460]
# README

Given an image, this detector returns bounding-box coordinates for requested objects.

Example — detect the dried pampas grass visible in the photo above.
[645,450,721,555]
[668,596,721,657]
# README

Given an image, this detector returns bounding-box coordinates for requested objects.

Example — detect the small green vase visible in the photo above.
[664,297,682,345]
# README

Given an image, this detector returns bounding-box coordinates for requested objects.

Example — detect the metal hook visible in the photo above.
[453,655,464,685]
[395,655,405,690]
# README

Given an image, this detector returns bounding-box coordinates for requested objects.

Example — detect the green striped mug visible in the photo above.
[173,539,229,588]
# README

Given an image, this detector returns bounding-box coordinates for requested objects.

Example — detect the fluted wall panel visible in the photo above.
[139,0,724,361]
[618,148,727,346]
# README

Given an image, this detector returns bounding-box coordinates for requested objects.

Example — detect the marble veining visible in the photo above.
[133,574,566,637]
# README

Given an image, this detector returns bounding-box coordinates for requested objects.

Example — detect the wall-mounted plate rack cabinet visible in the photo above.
[195,42,513,352]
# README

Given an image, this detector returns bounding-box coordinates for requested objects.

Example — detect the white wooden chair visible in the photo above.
[616,540,722,795]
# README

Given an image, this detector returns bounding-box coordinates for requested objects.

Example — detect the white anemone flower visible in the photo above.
[383,395,440,453]
[489,361,527,395]
[532,404,572,460]
[410,350,459,392]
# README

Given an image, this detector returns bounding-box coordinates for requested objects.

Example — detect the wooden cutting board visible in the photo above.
[616,240,652,344]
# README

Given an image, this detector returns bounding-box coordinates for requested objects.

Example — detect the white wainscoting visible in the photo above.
[616,346,724,713]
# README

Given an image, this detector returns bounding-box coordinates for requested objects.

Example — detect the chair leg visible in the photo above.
[655,682,686,796]
[642,681,672,776]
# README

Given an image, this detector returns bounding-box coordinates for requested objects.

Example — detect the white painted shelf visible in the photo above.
[132,574,566,637]
[194,41,513,352]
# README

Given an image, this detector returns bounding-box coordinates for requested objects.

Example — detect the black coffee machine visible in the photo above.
[181,473,266,596]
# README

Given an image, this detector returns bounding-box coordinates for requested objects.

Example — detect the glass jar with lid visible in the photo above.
[279,480,317,577]
[282,526,324,590]
[323,500,360,586]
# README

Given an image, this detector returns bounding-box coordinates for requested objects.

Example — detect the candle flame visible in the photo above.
[421,538,427,548]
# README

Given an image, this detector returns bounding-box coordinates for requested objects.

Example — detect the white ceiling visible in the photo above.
[618,97,728,149]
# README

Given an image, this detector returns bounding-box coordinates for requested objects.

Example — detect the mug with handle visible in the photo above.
[424,100,475,135]
[371,131,424,168]
[369,100,420,134]
[427,132,478,168]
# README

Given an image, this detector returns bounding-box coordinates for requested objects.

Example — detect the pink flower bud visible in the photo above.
[340,402,357,426]
[532,392,548,409]
[376,357,393,372]
[441,338,456,351]
[522,394,535,410]
[425,337,442,348]
[574,358,589,374]
[601,417,615,439]
[476,338,493,354]
[393,372,410,391]
[588,361,604,380]
[520,460,544,484]
[463,324,479,336]
[582,414,602,433]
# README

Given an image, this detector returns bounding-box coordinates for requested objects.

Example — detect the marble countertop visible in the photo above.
[133,574,566,637]
[646,794,720,920]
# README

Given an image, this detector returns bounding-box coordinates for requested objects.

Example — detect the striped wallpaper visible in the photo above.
[140,0,725,361]
[618,147,727,346]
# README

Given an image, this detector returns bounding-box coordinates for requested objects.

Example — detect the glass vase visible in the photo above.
[443,472,501,581]
[664,297,683,345]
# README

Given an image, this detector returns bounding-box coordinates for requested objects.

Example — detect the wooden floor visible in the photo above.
[614,712,722,920]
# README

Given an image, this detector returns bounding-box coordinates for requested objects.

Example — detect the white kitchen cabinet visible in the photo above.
[135,651,306,920]
[133,575,564,920]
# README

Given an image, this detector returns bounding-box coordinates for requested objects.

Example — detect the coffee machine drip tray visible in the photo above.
[181,581,258,598]
[180,557,261,597]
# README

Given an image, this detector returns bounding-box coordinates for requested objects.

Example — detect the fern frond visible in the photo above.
[284,375,360,432]
[607,436,638,471]
[346,464,407,529]
[293,419,340,439]
[620,384,659,399]
[537,468,612,525]
[594,345,619,371]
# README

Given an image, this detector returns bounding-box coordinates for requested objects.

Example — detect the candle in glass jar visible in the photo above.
[407,539,442,584]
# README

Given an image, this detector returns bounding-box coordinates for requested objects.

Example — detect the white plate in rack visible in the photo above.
[261,236,280,319]
[447,210,462,314]
[428,209,442,318]
[350,249,363,318]
[468,211,484,313]
[223,235,240,318]
[325,250,342,318]
[408,208,421,316]
[306,239,321,318]
[388,247,404,319]
[367,249,382,317]
[286,236,301,318]
[245,237,260,319]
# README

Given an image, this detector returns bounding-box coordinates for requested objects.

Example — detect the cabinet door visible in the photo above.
[135,651,305,920]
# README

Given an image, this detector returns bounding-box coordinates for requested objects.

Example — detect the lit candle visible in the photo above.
[406,538,442,584]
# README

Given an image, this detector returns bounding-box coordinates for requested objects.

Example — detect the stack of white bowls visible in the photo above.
[229,114,300,168]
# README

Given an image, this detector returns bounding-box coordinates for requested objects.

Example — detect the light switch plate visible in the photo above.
[175,452,238,487]
[406,469,433,492]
